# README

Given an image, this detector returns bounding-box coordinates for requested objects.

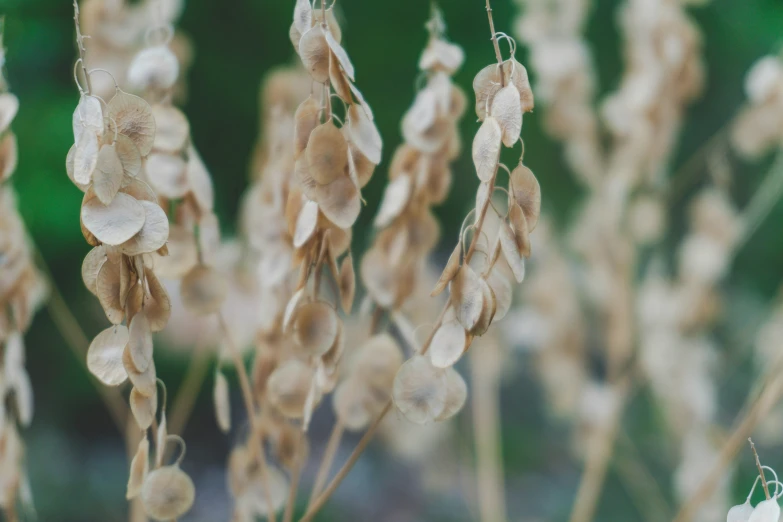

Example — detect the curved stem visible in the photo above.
[308,420,345,506]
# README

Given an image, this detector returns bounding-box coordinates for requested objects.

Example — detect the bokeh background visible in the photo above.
[2,0,783,520]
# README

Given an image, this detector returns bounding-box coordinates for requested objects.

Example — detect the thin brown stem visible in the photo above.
[284,431,307,522]
[749,438,770,499]
[72,0,92,93]
[484,0,504,71]
[308,420,345,506]
[166,348,212,444]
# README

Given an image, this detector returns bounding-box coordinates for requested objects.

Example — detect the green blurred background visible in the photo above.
[2,0,783,520]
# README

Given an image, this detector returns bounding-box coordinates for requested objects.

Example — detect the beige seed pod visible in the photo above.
[0,92,19,133]
[420,38,465,74]
[66,144,89,192]
[151,104,190,153]
[130,386,157,430]
[307,121,348,185]
[143,268,172,332]
[293,199,319,248]
[431,241,462,297]
[392,355,448,424]
[491,83,522,147]
[154,224,197,279]
[128,313,153,373]
[180,265,227,316]
[82,192,146,246]
[73,94,104,145]
[121,201,169,256]
[470,277,497,336]
[124,346,157,397]
[498,223,525,283]
[298,26,330,83]
[429,320,467,369]
[509,163,541,232]
[186,146,214,212]
[347,104,382,165]
[93,143,125,205]
[321,320,345,371]
[473,64,503,121]
[283,287,306,332]
[354,333,404,390]
[214,370,231,433]
[114,135,142,179]
[338,254,355,314]
[141,465,195,521]
[127,437,149,500]
[128,46,180,92]
[509,203,531,257]
[374,175,412,229]
[434,367,467,421]
[347,141,375,188]
[267,359,315,419]
[107,91,156,156]
[332,377,372,431]
[292,0,312,35]
[312,7,342,43]
[81,245,106,296]
[0,131,17,183]
[120,177,158,203]
[330,57,352,102]
[324,31,354,81]
[450,265,484,331]
[155,412,168,468]
[146,153,189,199]
[486,268,511,321]
[314,175,361,229]
[96,260,124,324]
[73,129,100,185]
[472,117,502,182]
[294,96,322,156]
[87,324,130,386]
[293,301,339,357]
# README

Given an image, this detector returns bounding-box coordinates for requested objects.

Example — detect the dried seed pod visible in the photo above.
[186,146,214,212]
[128,312,154,373]
[392,355,447,424]
[73,94,104,145]
[354,333,404,389]
[314,175,361,229]
[121,201,169,256]
[347,104,382,165]
[124,346,157,397]
[214,370,231,433]
[338,254,355,314]
[307,121,348,185]
[293,301,339,357]
[283,288,306,331]
[325,31,355,81]
[420,38,465,74]
[473,64,503,121]
[82,192,146,246]
[130,386,157,430]
[330,57,352,101]
[429,320,467,369]
[298,26,330,83]
[749,499,780,522]
[499,221,525,283]
[509,163,541,233]
[491,83,522,147]
[143,268,172,332]
[431,241,462,297]
[332,377,372,431]
[267,359,315,419]
[66,144,90,192]
[472,117,502,182]
[127,437,149,500]
[96,260,125,324]
[114,135,142,179]
[146,153,188,199]
[294,96,321,156]
[141,465,195,521]
[128,46,180,91]
[87,325,130,386]
[293,199,319,248]
[151,104,190,153]
[81,245,106,296]
[727,502,753,522]
[321,320,345,370]
[180,265,227,316]
[93,143,125,205]
[486,268,511,321]
[312,7,342,43]
[434,367,467,421]
[73,130,100,185]
[509,203,531,257]
[450,265,484,331]
[470,277,496,336]
[107,91,156,156]
[120,177,158,203]
[347,141,375,187]
[374,175,411,228]
[156,412,168,468]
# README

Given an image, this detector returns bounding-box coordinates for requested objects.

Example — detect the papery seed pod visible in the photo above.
[307,121,349,185]
[130,386,157,430]
[93,143,124,205]
[128,312,154,373]
[294,96,321,155]
[107,91,156,156]
[156,412,168,468]
[499,221,525,283]
[87,325,129,386]
[509,163,541,232]
[73,94,104,145]
[146,153,189,199]
[114,135,142,178]
[314,175,361,229]
[354,334,404,389]
[432,242,461,297]
[141,465,195,521]
[727,501,754,522]
[472,117,502,182]
[128,46,180,91]
[96,259,125,324]
[347,104,382,165]
[124,345,157,397]
[434,367,467,421]
[392,355,448,424]
[293,199,319,248]
[293,301,339,357]
[338,254,355,314]
[121,201,169,256]
[749,499,780,522]
[450,265,484,331]
[298,26,330,83]
[143,268,172,332]
[73,130,100,184]
[127,437,149,499]
[82,192,146,246]
[267,359,315,419]
[214,370,231,433]
[374,175,412,229]
[81,245,106,296]
[180,265,227,316]
[429,320,467,369]
[151,104,190,153]
[333,377,372,431]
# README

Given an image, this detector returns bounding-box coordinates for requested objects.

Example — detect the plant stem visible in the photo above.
[308,420,345,507]
[284,430,306,522]
[167,348,211,443]
[72,0,92,93]
[738,149,783,249]
[217,312,278,522]
[750,438,771,499]
[470,339,507,522]
[484,0,504,70]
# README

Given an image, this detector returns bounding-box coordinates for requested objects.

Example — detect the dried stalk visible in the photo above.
[749,438,770,499]
[308,420,345,506]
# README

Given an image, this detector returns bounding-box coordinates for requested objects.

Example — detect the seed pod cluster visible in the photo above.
[362,9,466,310]
[392,32,538,425]
[0,61,46,514]
[72,10,195,519]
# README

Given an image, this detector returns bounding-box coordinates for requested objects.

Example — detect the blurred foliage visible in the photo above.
[1,0,783,520]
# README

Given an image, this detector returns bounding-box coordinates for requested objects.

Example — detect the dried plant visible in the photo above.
[0,30,47,522]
